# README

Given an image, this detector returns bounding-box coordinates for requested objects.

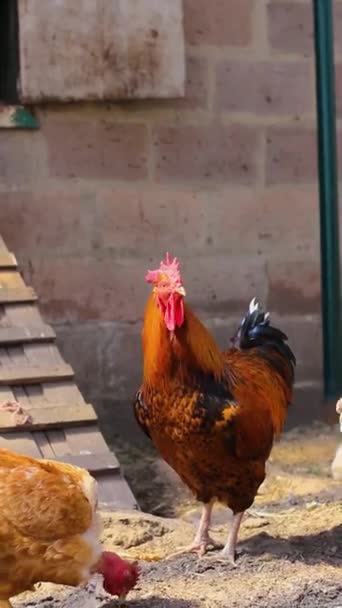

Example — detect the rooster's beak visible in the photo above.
[176,286,186,296]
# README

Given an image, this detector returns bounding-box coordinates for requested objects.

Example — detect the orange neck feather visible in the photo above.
[142,295,224,387]
[181,304,225,379]
[142,294,173,387]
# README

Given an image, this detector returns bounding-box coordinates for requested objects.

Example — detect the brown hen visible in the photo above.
[0,449,139,605]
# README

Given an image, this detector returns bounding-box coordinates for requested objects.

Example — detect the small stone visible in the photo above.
[262,553,273,562]
[305,501,319,510]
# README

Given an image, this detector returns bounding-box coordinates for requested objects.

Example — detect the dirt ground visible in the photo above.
[16,423,341,608]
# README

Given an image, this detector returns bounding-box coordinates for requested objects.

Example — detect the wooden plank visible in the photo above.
[0,236,8,251]
[18,0,185,102]
[49,452,119,473]
[0,432,41,457]
[0,364,74,385]
[7,395,86,410]
[0,287,37,304]
[0,385,17,401]
[24,343,64,366]
[0,271,26,289]
[9,386,31,416]
[0,347,12,366]
[0,252,17,269]
[0,403,97,432]
[14,397,94,412]
[24,384,46,407]
[47,430,69,456]
[98,473,138,509]
[12,386,31,409]
[6,345,28,366]
[0,306,8,328]
[0,325,55,345]
[65,426,108,454]
[4,304,42,324]
[43,381,84,405]
[33,431,55,458]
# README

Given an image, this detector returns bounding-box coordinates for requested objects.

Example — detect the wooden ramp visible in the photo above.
[0,235,137,510]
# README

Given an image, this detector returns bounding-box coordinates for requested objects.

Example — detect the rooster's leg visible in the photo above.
[220,511,244,564]
[165,501,222,559]
[190,501,222,556]
[117,504,222,562]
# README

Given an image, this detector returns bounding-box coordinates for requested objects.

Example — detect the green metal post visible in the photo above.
[313,0,342,397]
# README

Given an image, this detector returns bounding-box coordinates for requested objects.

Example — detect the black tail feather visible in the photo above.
[231,298,296,383]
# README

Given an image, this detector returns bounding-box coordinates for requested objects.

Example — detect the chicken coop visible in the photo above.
[0,235,137,509]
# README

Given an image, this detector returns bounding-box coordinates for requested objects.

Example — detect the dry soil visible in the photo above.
[15,423,342,608]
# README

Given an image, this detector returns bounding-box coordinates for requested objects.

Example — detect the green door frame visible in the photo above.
[313,0,342,398]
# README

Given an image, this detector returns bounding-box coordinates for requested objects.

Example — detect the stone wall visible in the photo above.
[1,0,336,438]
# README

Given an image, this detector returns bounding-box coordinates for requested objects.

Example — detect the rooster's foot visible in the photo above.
[192,535,223,557]
[167,501,222,558]
[165,536,223,560]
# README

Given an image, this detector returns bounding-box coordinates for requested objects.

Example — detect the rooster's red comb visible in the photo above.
[146,252,183,286]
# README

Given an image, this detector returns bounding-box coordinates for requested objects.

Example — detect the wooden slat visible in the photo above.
[4,303,42,324]
[0,305,8,328]
[0,364,74,385]
[24,343,64,365]
[65,426,109,453]
[0,432,41,457]
[0,252,17,269]
[0,271,26,289]
[6,345,27,366]
[98,473,138,509]
[0,237,8,251]
[0,237,136,509]
[0,385,16,401]
[0,287,37,304]
[12,386,31,409]
[0,325,55,345]
[50,452,119,473]
[33,431,56,458]
[0,347,12,366]
[46,430,69,456]
[0,268,26,289]
[0,403,97,432]
[25,384,47,408]
[2,395,91,411]
[43,381,84,405]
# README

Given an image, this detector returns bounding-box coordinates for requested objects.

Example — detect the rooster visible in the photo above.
[0,448,139,605]
[134,253,295,563]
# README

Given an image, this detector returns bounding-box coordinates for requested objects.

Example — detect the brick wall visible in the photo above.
[0,0,334,437]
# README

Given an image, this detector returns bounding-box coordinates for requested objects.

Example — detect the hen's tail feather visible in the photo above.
[231,298,296,384]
